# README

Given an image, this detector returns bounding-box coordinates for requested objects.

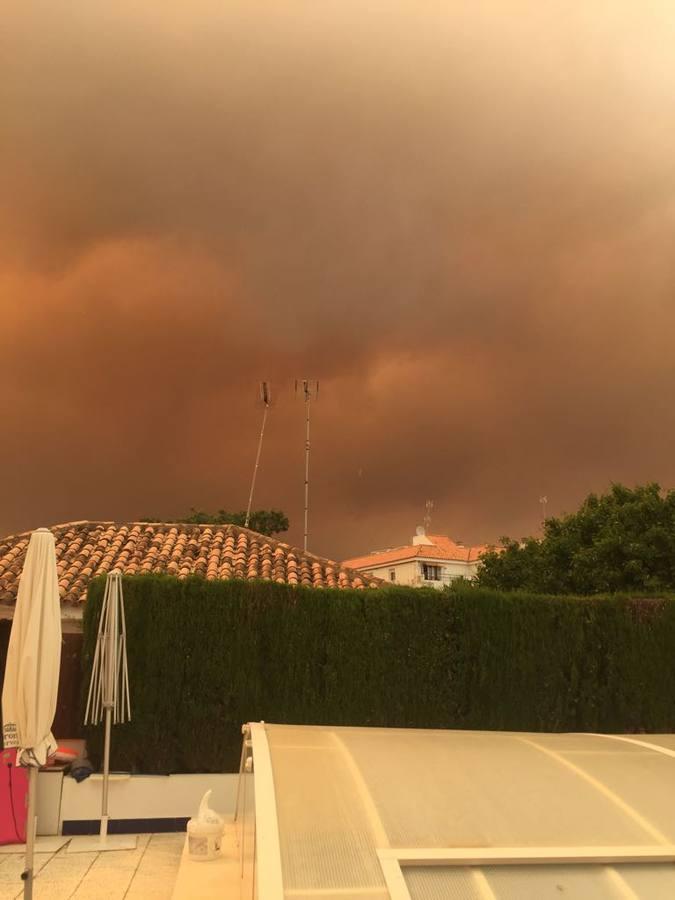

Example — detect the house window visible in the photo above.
[422,563,441,581]
[389,569,396,582]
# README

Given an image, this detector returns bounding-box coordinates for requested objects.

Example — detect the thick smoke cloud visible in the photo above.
[2,2,675,559]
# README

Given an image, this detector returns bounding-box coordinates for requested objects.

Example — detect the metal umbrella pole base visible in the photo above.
[67,831,138,853]
[68,707,137,853]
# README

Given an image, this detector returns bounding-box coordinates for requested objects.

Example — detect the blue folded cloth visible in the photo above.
[70,755,94,782]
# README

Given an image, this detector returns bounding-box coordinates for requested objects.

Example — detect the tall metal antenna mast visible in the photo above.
[244,382,272,529]
[424,499,434,533]
[295,379,319,552]
[539,495,548,529]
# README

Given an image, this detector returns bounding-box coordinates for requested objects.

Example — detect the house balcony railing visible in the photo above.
[412,573,457,588]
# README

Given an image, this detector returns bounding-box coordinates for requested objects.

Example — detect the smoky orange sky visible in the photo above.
[2,2,675,560]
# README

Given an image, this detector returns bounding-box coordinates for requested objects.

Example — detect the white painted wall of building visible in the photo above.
[359,560,415,585]
[360,558,479,588]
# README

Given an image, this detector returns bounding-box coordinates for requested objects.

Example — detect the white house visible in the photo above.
[342,526,490,589]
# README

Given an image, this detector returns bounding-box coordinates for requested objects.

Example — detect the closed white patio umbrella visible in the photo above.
[68,570,136,852]
[1,528,62,900]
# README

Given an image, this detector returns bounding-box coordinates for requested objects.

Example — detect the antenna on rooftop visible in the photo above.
[244,382,272,529]
[539,495,548,529]
[424,499,434,533]
[295,379,319,552]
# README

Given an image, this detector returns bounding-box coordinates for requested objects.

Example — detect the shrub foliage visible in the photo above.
[140,508,289,536]
[478,483,675,594]
[82,575,675,774]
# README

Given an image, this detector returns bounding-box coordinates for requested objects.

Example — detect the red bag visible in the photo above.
[0,748,27,844]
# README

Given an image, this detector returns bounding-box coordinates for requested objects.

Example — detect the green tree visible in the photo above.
[477,483,675,594]
[141,508,289,537]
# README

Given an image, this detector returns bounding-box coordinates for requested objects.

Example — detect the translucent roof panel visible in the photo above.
[483,865,653,900]
[265,725,387,896]
[403,865,675,900]
[259,724,675,899]
[615,863,675,899]
[634,734,675,752]
[403,867,486,900]
[339,728,660,847]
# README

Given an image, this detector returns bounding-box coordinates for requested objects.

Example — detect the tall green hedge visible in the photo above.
[81,577,675,774]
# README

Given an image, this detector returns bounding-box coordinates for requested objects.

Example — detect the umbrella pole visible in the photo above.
[100,577,114,840]
[25,529,48,900]
[100,704,112,839]
[23,765,37,900]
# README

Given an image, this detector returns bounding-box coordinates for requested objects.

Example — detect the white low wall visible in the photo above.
[59,773,238,832]
[37,770,64,836]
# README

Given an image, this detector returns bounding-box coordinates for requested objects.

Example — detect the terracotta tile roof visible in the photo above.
[0,521,382,613]
[342,534,491,570]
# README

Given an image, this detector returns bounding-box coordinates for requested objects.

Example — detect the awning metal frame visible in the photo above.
[250,721,284,900]
[378,845,675,867]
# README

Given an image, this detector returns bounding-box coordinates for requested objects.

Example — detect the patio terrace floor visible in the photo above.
[0,833,183,900]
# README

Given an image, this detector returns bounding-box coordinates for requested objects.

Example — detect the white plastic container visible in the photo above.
[186,790,224,861]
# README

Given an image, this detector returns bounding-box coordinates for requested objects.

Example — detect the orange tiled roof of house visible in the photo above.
[343,534,491,570]
[0,521,381,612]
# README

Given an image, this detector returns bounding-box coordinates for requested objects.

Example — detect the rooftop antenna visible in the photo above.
[244,382,272,529]
[539,495,548,529]
[424,499,434,533]
[295,379,319,552]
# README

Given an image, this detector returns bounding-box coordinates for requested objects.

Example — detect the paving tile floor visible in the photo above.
[0,834,184,900]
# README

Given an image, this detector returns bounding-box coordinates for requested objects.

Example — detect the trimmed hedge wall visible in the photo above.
[81,577,675,774]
